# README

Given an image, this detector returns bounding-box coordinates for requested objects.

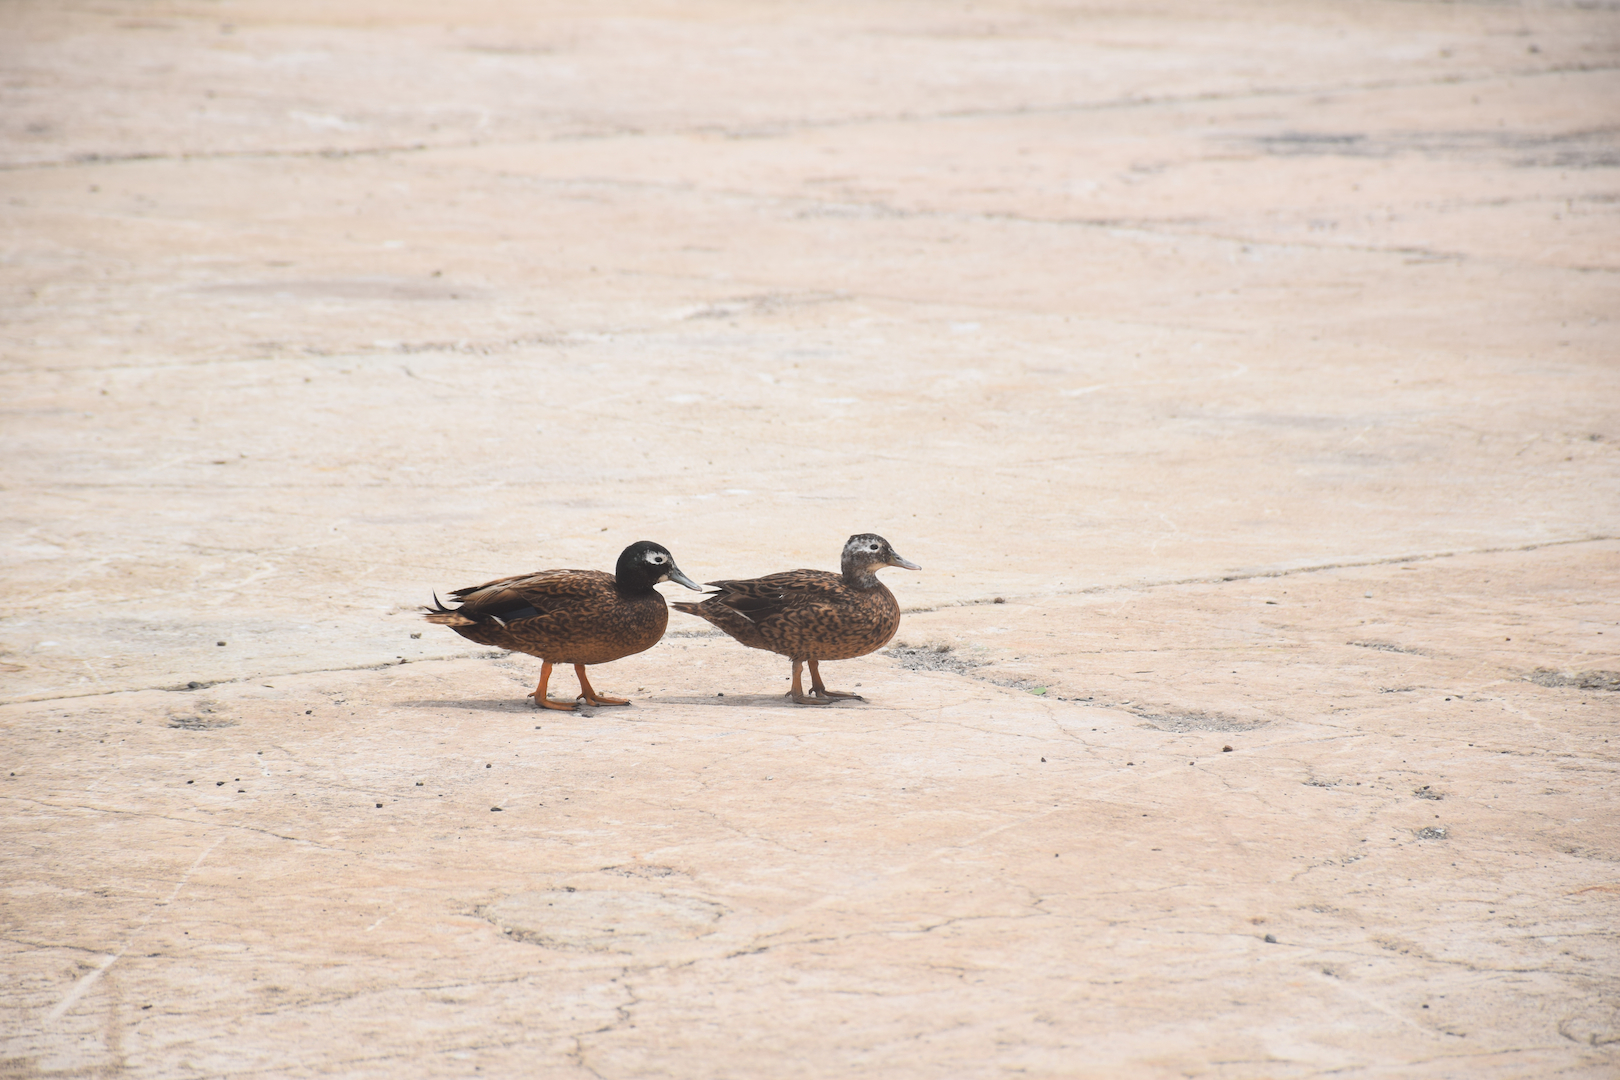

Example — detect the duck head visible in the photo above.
[840,533,921,585]
[616,541,704,594]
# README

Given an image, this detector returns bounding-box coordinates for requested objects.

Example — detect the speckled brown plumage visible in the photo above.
[672,533,920,705]
[430,569,671,665]
[424,541,702,709]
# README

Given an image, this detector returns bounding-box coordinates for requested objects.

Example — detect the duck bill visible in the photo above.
[888,554,922,571]
[666,566,707,591]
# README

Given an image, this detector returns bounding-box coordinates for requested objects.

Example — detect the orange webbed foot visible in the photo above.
[788,660,833,705]
[528,661,579,710]
[574,665,631,708]
[807,660,866,702]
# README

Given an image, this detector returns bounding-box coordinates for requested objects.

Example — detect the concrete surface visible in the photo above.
[2,1,1618,1076]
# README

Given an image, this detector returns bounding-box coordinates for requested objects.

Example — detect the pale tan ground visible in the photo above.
[2,2,1619,1077]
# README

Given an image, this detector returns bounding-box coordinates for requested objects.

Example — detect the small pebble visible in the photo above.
[1222,745,1234,753]
[1264,934,1278,944]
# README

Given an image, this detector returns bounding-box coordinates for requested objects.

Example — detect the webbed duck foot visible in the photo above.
[807,660,865,702]
[575,666,631,708]
[528,661,579,710]
[789,660,834,705]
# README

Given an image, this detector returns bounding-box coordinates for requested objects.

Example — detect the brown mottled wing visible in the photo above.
[700,569,843,620]
[674,569,899,661]
[448,569,611,620]
[435,569,668,665]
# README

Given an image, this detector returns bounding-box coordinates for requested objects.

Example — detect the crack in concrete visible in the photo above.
[1,651,508,705]
[1,796,346,850]
[919,535,1620,609]
[6,60,1614,175]
[564,974,639,1080]
[240,971,545,1019]
[492,170,1620,273]
[0,140,472,173]
[12,535,1578,706]
[43,834,221,1023]
[0,936,124,957]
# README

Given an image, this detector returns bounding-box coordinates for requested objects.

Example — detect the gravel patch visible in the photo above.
[1528,668,1620,692]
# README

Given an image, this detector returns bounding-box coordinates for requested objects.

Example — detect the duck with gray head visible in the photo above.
[672,533,920,704]
[424,540,704,709]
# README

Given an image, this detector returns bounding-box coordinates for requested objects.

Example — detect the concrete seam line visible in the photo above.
[917,533,1619,610]
[44,835,223,1023]
[3,536,1612,707]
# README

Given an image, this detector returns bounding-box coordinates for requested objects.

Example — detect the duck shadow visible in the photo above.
[652,693,863,709]
[399,695,866,712]
[396,697,632,716]
[396,698,544,714]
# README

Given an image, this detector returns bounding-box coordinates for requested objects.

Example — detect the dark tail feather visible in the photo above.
[423,592,476,626]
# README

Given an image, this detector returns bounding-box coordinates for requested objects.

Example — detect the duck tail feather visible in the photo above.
[422,592,477,626]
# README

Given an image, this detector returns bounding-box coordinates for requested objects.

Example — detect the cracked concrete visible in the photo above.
[3,0,1619,1076]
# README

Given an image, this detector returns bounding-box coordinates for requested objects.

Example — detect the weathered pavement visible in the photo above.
[2,2,1618,1076]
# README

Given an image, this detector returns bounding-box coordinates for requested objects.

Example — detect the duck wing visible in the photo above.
[700,569,843,623]
[674,567,899,661]
[444,569,616,625]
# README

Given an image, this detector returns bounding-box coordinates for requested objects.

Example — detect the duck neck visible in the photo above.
[613,563,659,597]
[615,577,652,598]
[841,562,884,590]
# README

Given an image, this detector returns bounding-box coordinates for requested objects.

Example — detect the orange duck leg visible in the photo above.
[808,659,865,701]
[789,659,831,705]
[574,665,629,707]
[527,661,579,711]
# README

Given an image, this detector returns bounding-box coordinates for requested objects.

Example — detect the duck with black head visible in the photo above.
[424,540,704,709]
[672,533,920,704]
